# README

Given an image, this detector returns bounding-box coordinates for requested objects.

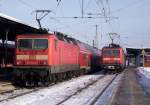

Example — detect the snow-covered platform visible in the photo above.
[109,68,150,105]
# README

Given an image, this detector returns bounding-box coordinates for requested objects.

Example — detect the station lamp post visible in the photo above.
[141,48,145,67]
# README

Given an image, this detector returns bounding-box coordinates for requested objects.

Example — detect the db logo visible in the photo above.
[29,55,36,60]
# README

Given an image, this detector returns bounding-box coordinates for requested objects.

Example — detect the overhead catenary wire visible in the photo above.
[48,16,118,19]
[105,0,111,22]
[94,0,105,16]
[56,0,62,6]
[84,0,93,13]
[112,0,145,13]
[16,0,34,9]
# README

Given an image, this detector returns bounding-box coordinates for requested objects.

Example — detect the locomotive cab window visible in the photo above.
[103,49,120,56]
[18,39,48,50]
[18,39,32,50]
[34,39,48,50]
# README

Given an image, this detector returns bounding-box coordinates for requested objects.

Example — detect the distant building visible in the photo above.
[126,48,150,67]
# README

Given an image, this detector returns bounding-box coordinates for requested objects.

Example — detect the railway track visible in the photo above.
[55,75,106,105]
[0,78,73,102]
[89,74,118,105]
[0,82,54,102]
[56,74,118,105]
[0,71,116,104]
[0,72,105,103]
[0,87,43,102]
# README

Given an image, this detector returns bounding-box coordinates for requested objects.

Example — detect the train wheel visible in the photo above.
[12,76,20,86]
[44,76,50,86]
[52,74,57,84]
[60,73,64,81]
[63,72,66,80]
[72,71,76,78]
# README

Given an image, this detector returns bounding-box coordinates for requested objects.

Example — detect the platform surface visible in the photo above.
[110,68,150,105]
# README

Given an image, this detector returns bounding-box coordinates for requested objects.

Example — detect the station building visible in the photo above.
[126,48,150,67]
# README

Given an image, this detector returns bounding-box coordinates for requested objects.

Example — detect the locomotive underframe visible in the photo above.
[102,63,124,71]
[13,65,89,86]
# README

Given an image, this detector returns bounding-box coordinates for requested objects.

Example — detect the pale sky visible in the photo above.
[0,0,149,48]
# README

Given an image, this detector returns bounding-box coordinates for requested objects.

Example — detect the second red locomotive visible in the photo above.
[101,43,125,72]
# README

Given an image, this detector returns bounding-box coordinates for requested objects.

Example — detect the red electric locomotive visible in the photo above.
[13,32,101,86]
[102,44,125,72]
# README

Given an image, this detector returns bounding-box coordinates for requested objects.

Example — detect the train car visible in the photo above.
[101,44,125,72]
[76,41,91,73]
[76,41,101,73]
[13,32,101,86]
[90,47,102,72]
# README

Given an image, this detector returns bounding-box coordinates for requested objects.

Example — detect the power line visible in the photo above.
[78,0,84,18]
[84,0,92,13]
[94,0,104,16]
[81,0,84,18]
[112,0,145,13]
[56,0,62,6]
[48,16,118,19]
[17,0,33,9]
[106,0,111,22]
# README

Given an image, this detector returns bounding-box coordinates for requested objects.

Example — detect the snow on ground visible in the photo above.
[137,67,150,95]
[61,75,115,105]
[94,73,123,105]
[0,73,104,105]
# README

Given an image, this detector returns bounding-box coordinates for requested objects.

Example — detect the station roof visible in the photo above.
[0,13,42,41]
[126,48,150,56]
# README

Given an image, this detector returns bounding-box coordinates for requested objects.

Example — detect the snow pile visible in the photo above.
[137,67,150,95]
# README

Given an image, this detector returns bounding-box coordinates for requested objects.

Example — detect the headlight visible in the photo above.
[43,61,48,65]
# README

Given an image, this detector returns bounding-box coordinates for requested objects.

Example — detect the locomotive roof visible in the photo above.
[76,40,101,54]
[54,32,77,45]
[17,32,78,45]
[17,31,101,54]
[103,43,121,49]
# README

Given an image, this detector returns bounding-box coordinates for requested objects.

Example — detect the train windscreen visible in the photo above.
[103,49,120,56]
[18,39,48,50]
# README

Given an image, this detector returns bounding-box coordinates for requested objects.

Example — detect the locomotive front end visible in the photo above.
[13,35,51,86]
[16,38,49,66]
[102,48,122,71]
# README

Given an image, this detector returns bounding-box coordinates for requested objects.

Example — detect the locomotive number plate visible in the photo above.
[29,55,36,60]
